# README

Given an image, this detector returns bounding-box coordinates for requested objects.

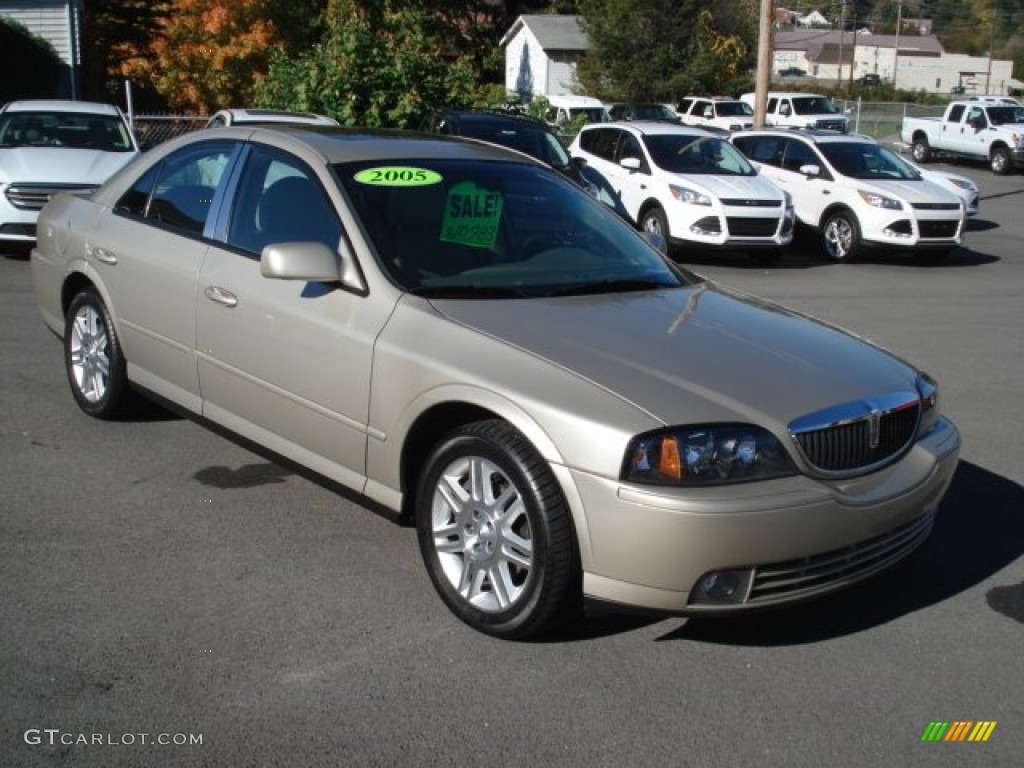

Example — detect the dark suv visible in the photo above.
[429,110,597,196]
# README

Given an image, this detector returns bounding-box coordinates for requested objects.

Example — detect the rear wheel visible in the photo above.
[911,136,931,163]
[416,420,579,639]
[64,288,130,419]
[990,146,1011,175]
[821,210,861,262]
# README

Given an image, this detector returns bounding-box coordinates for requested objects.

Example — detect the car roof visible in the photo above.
[440,110,551,131]
[2,99,122,116]
[180,125,542,166]
[582,121,715,137]
[732,127,875,145]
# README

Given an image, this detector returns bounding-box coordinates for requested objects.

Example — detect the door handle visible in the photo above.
[85,244,117,265]
[204,285,238,308]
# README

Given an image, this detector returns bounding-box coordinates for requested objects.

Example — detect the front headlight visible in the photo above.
[917,373,940,438]
[945,178,977,192]
[622,424,797,486]
[858,190,903,210]
[669,184,713,206]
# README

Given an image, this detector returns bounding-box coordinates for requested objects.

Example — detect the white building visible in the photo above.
[0,0,84,98]
[775,30,1017,95]
[500,15,589,100]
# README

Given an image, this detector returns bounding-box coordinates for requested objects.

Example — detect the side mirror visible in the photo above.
[799,163,822,178]
[572,156,588,170]
[620,157,642,171]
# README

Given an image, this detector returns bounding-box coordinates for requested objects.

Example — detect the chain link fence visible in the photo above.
[834,100,947,147]
[129,115,208,148]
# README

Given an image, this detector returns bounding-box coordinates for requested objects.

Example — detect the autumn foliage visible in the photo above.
[116,0,280,114]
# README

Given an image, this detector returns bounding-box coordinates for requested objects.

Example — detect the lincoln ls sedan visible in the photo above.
[31,126,961,639]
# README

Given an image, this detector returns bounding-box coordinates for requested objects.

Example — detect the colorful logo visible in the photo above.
[921,721,997,742]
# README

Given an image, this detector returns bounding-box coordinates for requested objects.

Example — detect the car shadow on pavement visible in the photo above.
[659,460,1023,645]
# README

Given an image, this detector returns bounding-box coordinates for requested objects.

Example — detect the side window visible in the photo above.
[947,105,965,123]
[735,136,784,167]
[780,100,792,117]
[226,144,341,256]
[615,133,647,170]
[580,128,618,161]
[781,140,818,173]
[147,143,235,235]
[767,98,778,114]
[114,164,161,217]
[678,98,694,116]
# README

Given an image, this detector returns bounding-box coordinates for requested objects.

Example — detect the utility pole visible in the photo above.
[893,0,902,89]
[753,0,774,128]
[838,0,847,85]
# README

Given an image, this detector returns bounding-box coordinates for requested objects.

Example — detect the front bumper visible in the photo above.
[573,416,960,614]
[667,202,796,250]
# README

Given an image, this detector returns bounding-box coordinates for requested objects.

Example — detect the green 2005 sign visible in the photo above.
[354,167,442,186]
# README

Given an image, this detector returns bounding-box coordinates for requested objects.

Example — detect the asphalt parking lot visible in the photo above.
[2,161,1022,768]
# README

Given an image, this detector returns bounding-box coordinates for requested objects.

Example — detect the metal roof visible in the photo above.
[500,14,588,51]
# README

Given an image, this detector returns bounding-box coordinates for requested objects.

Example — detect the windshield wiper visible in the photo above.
[546,278,676,298]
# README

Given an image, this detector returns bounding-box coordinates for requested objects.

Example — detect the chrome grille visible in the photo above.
[726,217,780,237]
[789,392,921,475]
[747,513,934,603]
[5,183,97,211]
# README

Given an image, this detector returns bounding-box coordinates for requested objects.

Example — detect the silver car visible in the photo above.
[31,127,961,639]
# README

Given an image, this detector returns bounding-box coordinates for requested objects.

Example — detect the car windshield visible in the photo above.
[456,122,572,170]
[986,106,1024,125]
[643,134,756,176]
[791,97,838,115]
[335,159,694,297]
[819,142,921,180]
[715,102,754,117]
[0,111,133,151]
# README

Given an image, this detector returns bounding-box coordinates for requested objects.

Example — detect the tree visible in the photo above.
[256,0,478,128]
[0,17,63,102]
[575,0,756,100]
[83,0,169,108]
[117,0,280,113]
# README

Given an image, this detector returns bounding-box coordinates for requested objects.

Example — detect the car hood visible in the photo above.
[432,284,919,428]
[0,147,138,184]
[659,171,783,200]
[857,177,961,205]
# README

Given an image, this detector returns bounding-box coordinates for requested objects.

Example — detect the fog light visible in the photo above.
[690,216,722,236]
[691,568,753,604]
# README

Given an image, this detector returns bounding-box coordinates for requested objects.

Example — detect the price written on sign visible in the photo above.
[441,181,504,249]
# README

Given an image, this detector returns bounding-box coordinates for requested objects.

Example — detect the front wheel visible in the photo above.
[64,288,131,418]
[911,136,931,163]
[821,210,861,262]
[990,146,1011,175]
[640,206,669,240]
[416,420,579,639]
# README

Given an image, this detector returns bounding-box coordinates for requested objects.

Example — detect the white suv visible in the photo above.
[677,97,754,132]
[569,121,794,262]
[731,129,965,261]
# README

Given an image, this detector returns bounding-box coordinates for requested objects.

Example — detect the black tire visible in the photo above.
[64,288,130,419]
[416,420,579,639]
[821,210,861,262]
[640,206,669,240]
[990,146,1011,176]
[911,136,931,163]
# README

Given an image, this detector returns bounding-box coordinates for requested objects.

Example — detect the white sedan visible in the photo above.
[0,99,139,246]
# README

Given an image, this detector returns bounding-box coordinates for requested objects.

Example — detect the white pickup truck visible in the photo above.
[740,92,849,132]
[901,100,1024,175]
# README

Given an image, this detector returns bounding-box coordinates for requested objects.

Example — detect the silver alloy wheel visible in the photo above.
[642,212,665,235]
[429,454,533,613]
[69,304,111,403]
[823,216,854,260]
[991,147,1009,175]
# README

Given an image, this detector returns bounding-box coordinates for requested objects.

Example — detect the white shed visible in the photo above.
[500,15,589,100]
